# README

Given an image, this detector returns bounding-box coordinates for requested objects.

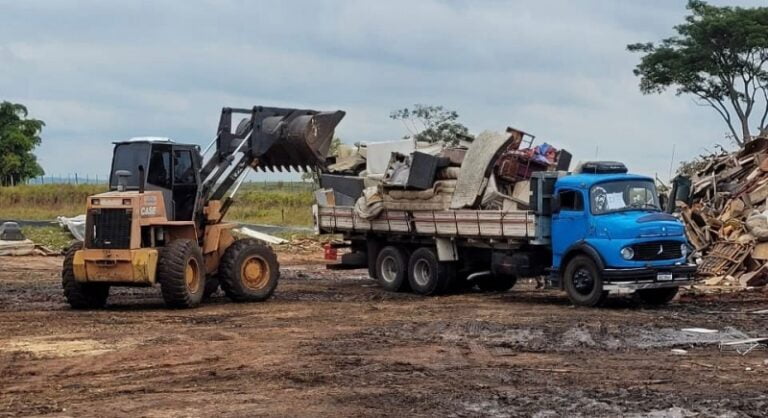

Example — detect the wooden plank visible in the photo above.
[748,180,768,205]
[751,242,768,260]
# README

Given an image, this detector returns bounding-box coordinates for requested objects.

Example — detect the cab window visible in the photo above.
[559,190,583,212]
[173,150,195,184]
[147,147,172,188]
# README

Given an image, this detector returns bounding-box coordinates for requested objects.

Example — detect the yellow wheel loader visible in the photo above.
[62,106,345,309]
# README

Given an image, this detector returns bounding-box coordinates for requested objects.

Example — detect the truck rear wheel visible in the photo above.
[158,239,206,309]
[563,255,607,307]
[219,239,279,302]
[636,287,678,305]
[375,246,409,292]
[408,247,454,296]
[62,242,110,309]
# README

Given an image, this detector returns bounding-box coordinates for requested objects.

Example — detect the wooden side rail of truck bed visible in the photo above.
[315,205,536,239]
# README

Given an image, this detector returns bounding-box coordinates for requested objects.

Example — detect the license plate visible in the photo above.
[657,272,673,281]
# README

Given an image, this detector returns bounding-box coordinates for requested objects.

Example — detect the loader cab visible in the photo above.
[109,138,203,221]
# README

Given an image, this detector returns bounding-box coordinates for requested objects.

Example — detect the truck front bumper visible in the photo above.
[602,264,697,293]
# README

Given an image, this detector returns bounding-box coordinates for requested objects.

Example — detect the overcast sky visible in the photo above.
[1,0,764,182]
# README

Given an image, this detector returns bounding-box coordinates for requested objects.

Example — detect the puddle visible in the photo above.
[381,321,754,352]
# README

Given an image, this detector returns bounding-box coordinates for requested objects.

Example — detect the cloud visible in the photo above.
[0,0,759,180]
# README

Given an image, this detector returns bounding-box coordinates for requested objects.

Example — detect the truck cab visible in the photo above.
[548,162,696,306]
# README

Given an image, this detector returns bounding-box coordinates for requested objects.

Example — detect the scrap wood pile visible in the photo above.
[679,135,768,289]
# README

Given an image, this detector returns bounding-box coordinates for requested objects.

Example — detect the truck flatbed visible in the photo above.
[316,206,536,240]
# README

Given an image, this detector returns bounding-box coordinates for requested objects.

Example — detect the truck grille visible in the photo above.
[632,240,683,261]
[89,209,131,249]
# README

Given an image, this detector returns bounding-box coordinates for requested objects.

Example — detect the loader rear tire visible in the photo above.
[62,242,110,309]
[157,239,205,309]
[219,239,279,302]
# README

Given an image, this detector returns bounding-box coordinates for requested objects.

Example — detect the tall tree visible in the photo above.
[628,0,768,145]
[0,101,45,186]
[390,104,473,146]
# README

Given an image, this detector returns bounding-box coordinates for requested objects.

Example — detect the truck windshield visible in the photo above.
[590,180,660,215]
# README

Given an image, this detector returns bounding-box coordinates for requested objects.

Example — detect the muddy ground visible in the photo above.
[1,253,767,417]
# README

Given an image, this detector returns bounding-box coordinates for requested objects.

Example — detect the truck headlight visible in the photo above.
[620,247,635,260]
[681,243,688,258]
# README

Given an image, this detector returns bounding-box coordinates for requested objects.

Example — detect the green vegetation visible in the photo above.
[0,101,45,186]
[0,182,315,227]
[0,184,105,219]
[21,226,74,252]
[628,0,768,145]
[390,104,473,145]
[228,186,314,226]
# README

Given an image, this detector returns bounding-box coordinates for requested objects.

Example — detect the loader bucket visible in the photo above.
[250,108,346,172]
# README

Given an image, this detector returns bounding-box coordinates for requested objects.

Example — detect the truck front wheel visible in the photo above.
[376,246,409,292]
[636,287,678,305]
[563,255,607,307]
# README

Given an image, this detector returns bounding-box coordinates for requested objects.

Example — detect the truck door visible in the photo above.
[551,189,588,267]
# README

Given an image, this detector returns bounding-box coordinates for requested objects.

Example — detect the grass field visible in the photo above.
[0,182,315,227]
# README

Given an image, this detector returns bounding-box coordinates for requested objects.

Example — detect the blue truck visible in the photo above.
[316,157,696,307]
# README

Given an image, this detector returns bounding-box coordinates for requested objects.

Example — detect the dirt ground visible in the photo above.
[1,253,768,417]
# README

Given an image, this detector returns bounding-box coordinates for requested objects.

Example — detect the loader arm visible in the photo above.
[199,106,345,222]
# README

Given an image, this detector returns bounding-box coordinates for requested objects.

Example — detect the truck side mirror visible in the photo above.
[551,195,561,214]
[115,170,132,192]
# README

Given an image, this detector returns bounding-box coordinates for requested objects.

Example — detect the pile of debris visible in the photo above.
[0,222,57,256]
[314,127,570,219]
[677,136,768,289]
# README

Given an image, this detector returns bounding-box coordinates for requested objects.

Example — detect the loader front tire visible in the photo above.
[62,242,110,309]
[219,239,279,302]
[157,239,205,309]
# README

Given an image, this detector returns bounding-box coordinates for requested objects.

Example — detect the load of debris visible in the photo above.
[314,127,571,220]
[675,135,768,289]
